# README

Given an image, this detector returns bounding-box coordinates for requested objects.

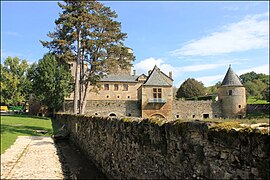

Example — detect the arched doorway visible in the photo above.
[151,113,166,119]
[108,113,117,117]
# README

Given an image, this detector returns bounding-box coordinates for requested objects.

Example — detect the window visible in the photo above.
[203,114,209,119]
[68,63,73,69]
[228,90,233,96]
[123,84,128,91]
[114,84,119,91]
[193,115,195,118]
[176,115,179,118]
[153,88,162,99]
[238,105,241,108]
[104,84,109,91]
[127,96,130,99]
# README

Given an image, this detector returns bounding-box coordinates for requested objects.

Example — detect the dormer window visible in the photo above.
[228,90,233,96]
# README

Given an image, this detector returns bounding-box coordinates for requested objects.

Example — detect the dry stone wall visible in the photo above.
[55,114,269,179]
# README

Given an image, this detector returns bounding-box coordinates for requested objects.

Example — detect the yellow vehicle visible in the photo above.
[0,106,9,112]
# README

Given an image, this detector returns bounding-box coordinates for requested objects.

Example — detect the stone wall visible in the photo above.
[173,100,222,119]
[247,104,270,114]
[64,100,140,117]
[55,114,269,179]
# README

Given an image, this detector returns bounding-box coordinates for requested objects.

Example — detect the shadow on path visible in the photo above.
[54,139,107,179]
[51,118,107,179]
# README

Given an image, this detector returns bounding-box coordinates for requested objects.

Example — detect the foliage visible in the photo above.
[0,115,52,154]
[41,0,135,114]
[30,54,73,113]
[240,71,269,100]
[247,96,269,104]
[0,57,29,106]
[205,81,221,95]
[176,78,205,99]
[262,86,269,102]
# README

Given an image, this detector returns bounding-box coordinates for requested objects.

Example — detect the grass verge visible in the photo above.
[0,114,53,154]
[247,97,270,104]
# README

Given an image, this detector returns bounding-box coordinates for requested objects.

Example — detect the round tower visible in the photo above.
[218,65,246,118]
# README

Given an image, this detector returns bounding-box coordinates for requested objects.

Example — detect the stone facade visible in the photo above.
[218,66,247,118]
[141,86,173,119]
[55,114,270,179]
[65,100,140,117]
[218,86,246,118]
[173,100,222,119]
[64,63,246,120]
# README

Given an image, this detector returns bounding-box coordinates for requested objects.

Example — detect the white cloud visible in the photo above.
[3,31,22,37]
[170,12,269,56]
[134,57,228,79]
[237,64,269,75]
[196,64,269,87]
[197,75,224,87]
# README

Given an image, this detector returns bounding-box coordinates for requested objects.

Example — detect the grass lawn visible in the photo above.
[0,115,53,154]
[247,96,270,104]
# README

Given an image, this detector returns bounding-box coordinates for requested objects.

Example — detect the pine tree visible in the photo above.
[41,0,134,114]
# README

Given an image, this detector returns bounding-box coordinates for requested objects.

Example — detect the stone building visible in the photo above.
[218,65,246,118]
[65,60,246,120]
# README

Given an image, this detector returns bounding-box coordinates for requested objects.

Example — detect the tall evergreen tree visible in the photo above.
[31,54,73,115]
[0,57,29,106]
[41,0,134,114]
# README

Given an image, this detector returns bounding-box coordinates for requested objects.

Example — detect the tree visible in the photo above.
[176,78,205,99]
[0,57,29,106]
[240,71,269,84]
[262,86,270,102]
[240,71,269,99]
[205,81,221,95]
[41,0,135,114]
[30,54,73,116]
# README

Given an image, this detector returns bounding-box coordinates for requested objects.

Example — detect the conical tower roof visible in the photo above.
[221,65,243,86]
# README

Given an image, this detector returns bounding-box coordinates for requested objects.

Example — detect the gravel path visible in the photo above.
[1,136,64,179]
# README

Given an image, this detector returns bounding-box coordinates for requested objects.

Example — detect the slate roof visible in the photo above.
[143,65,173,86]
[100,74,139,83]
[221,66,243,86]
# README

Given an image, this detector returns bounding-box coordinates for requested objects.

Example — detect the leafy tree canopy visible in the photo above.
[0,57,29,106]
[30,54,73,113]
[176,78,206,99]
[240,71,269,100]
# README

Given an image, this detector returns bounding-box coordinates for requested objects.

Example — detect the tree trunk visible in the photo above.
[52,108,56,118]
[73,30,81,114]
[79,51,85,114]
[80,82,89,115]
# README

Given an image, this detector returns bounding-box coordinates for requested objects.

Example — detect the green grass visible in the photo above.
[0,115,53,154]
[247,97,270,104]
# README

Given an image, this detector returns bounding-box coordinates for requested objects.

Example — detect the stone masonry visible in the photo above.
[56,114,270,179]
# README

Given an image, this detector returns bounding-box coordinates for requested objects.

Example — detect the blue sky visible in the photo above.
[1,1,269,87]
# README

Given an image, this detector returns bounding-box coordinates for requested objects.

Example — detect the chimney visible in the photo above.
[133,70,136,76]
[148,70,151,75]
[169,71,172,78]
